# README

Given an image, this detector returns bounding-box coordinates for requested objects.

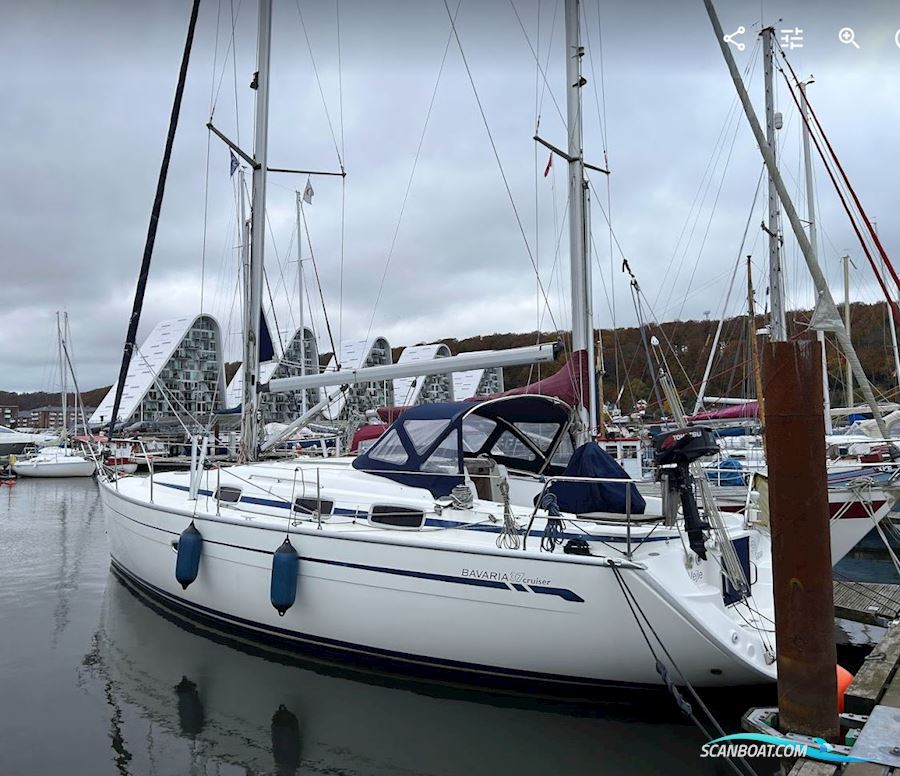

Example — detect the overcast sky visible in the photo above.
[2,0,899,391]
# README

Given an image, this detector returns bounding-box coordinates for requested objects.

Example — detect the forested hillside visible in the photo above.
[3,300,897,416]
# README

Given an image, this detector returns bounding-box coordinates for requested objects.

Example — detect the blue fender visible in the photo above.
[175,522,203,589]
[270,537,299,616]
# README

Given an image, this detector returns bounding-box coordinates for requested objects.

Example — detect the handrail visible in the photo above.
[119,437,155,503]
[521,473,641,553]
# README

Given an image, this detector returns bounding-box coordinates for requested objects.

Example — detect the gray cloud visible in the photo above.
[2,0,899,391]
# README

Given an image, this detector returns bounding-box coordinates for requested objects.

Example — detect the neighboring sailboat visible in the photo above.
[98,0,779,690]
[0,426,58,457]
[12,445,96,478]
[12,313,97,479]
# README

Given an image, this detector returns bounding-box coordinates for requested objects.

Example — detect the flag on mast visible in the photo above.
[543,152,553,177]
[302,177,315,204]
[229,150,239,177]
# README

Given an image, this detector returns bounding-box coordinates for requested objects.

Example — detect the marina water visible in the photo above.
[2,477,770,775]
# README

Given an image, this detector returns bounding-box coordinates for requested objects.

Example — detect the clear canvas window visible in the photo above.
[462,415,497,452]
[550,432,575,468]
[491,430,536,461]
[422,433,460,473]
[367,429,409,465]
[513,422,559,452]
[403,419,451,455]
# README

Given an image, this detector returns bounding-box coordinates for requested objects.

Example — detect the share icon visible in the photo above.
[723,26,746,51]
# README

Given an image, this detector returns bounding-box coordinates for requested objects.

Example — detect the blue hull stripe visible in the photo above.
[111,501,584,603]
[157,481,671,544]
[109,558,649,693]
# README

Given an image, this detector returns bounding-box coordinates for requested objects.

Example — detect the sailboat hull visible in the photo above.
[99,479,776,690]
[13,459,96,477]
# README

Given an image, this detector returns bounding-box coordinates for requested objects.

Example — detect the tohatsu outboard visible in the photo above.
[653,426,719,559]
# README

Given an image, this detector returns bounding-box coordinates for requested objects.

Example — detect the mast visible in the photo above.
[239,0,273,463]
[57,312,67,440]
[694,253,742,414]
[239,167,250,334]
[747,257,766,428]
[762,27,787,341]
[564,0,596,442]
[296,191,307,415]
[843,254,853,408]
[703,0,887,437]
[106,0,201,441]
[799,80,832,434]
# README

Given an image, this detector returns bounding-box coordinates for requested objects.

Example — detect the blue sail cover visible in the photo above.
[547,442,646,515]
[259,309,276,363]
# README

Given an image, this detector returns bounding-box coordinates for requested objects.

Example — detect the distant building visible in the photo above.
[0,405,18,427]
[452,350,505,400]
[392,344,453,406]
[322,337,393,421]
[89,314,226,429]
[225,327,320,425]
[30,406,64,429]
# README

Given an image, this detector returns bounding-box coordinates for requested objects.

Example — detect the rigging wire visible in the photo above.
[443,0,565,344]
[774,47,900,320]
[336,0,346,349]
[200,0,224,316]
[230,0,241,145]
[508,0,566,130]
[532,0,541,388]
[262,208,289,356]
[361,0,461,346]
[579,0,616,399]
[298,199,339,362]
[655,39,761,318]
[294,0,344,169]
[209,0,243,122]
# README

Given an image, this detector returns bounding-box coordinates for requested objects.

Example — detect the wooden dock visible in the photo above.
[789,622,900,775]
[834,581,900,627]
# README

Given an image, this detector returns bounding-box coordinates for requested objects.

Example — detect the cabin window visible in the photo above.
[462,415,497,452]
[623,445,638,459]
[422,433,460,473]
[215,486,242,503]
[404,419,451,454]
[514,422,558,452]
[369,505,425,529]
[293,497,334,515]
[367,429,409,465]
[491,431,536,461]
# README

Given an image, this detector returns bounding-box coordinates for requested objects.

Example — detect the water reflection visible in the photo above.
[81,572,729,776]
[270,706,302,776]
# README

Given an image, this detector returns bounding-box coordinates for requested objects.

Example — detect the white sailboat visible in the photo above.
[99,0,778,689]
[12,313,96,479]
[12,445,96,478]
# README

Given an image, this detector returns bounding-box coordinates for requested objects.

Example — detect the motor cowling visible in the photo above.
[653,426,719,467]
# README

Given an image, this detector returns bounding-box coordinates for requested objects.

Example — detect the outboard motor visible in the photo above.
[653,427,719,560]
